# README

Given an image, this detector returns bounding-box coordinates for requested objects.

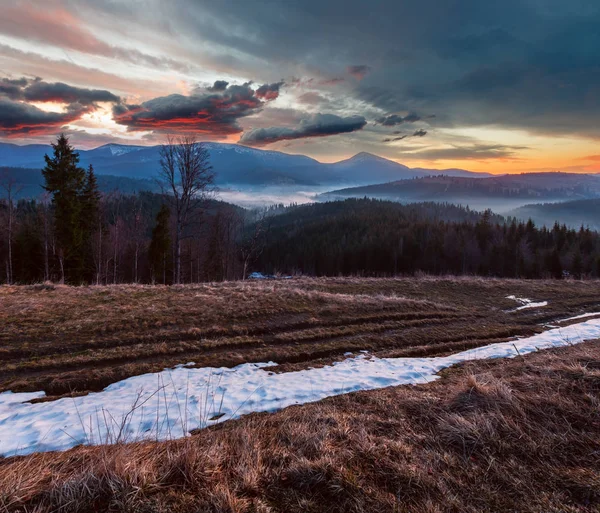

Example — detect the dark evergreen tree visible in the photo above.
[149,204,172,284]
[42,134,86,283]
[80,165,102,282]
[571,250,583,279]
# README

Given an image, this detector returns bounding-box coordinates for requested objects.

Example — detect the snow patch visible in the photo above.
[103,144,145,157]
[557,312,600,323]
[1,319,599,457]
[506,295,548,310]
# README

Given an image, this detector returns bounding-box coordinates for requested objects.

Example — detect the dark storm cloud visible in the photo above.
[377,113,421,126]
[23,81,121,105]
[347,65,372,80]
[255,81,285,100]
[208,80,229,92]
[4,0,600,143]
[412,129,427,137]
[0,78,26,100]
[133,0,600,137]
[0,76,121,137]
[0,77,121,105]
[113,82,277,135]
[0,97,90,136]
[239,113,367,146]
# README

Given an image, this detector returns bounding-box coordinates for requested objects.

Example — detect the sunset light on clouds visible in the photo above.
[1,0,600,174]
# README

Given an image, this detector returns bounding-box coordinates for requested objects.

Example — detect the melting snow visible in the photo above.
[1,319,599,457]
[506,295,548,310]
[557,312,600,323]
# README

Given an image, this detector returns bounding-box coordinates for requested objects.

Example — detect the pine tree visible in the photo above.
[571,250,583,279]
[42,134,86,283]
[546,249,563,279]
[80,165,102,282]
[149,204,172,284]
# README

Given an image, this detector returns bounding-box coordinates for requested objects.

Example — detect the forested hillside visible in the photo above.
[255,199,600,278]
[508,198,600,231]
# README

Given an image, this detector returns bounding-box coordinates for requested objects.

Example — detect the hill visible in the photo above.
[254,198,600,278]
[320,173,600,213]
[507,198,600,231]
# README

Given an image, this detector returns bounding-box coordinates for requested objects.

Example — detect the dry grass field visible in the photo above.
[1,277,600,512]
[1,277,599,399]
[1,338,599,512]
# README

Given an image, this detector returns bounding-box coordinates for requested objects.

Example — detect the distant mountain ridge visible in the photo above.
[0,141,489,189]
[320,173,600,213]
[507,198,600,231]
[0,167,157,199]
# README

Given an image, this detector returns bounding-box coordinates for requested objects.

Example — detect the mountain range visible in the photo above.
[0,142,489,191]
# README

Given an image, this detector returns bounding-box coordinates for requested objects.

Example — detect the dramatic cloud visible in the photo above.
[347,65,372,80]
[0,97,90,137]
[0,78,29,100]
[2,0,600,167]
[412,129,427,137]
[23,80,121,105]
[113,82,278,135]
[208,80,229,92]
[0,4,191,72]
[1,77,120,105]
[239,113,367,146]
[0,76,121,137]
[377,113,421,126]
[255,81,284,101]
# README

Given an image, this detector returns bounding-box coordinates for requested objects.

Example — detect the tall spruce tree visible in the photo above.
[80,165,102,282]
[42,134,86,283]
[149,204,172,284]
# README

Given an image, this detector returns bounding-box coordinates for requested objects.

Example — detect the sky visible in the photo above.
[1,0,599,174]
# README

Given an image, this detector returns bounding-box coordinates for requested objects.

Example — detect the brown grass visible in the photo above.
[1,277,600,397]
[1,340,599,512]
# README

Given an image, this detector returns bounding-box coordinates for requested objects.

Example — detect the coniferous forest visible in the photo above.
[1,135,599,284]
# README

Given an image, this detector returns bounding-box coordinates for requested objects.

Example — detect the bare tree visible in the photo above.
[158,135,214,284]
[90,195,107,285]
[240,209,271,280]
[131,198,146,283]
[0,172,23,284]
[38,192,52,282]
